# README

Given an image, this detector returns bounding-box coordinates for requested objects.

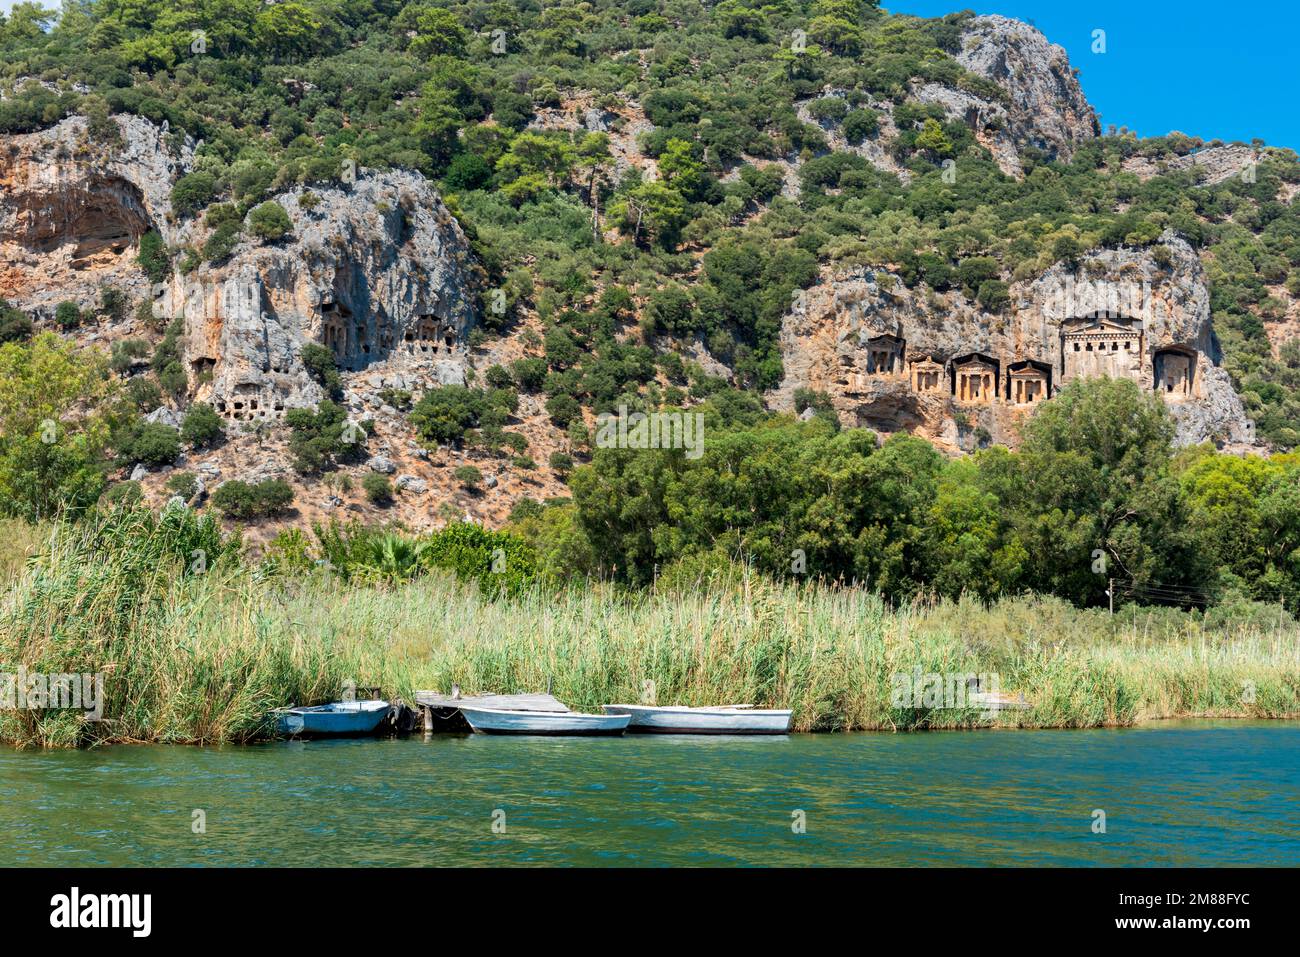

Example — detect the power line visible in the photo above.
[1111,578,1213,608]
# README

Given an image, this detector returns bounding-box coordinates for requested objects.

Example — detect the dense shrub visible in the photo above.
[109,339,150,375]
[203,222,241,264]
[171,172,219,218]
[55,301,81,330]
[510,357,548,392]
[300,343,342,398]
[98,481,143,508]
[545,393,581,427]
[247,201,293,241]
[181,403,224,448]
[119,422,181,468]
[136,231,170,283]
[285,400,364,473]
[411,386,491,444]
[362,473,393,505]
[211,479,295,520]
[126,377,164,413]
[0,301,32,343]
[420,521,538,596]
[843,108,880,143]
[166,472,199,500]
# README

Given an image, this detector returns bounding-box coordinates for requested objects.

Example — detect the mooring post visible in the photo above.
[422,705,433,734]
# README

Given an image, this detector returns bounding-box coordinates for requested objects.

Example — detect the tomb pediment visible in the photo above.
[1061,316,1145,383]
[952,352,998,371]
[1063,316,1141,337]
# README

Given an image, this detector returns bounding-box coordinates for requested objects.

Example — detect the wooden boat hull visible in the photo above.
[275,700,391,737]
[460,706,630,736]
[602,704,792,734]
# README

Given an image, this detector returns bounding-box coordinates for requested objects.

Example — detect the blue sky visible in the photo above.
[887,0,1297,150]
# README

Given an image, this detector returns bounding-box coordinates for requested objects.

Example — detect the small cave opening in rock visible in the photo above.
[191,357,216,383]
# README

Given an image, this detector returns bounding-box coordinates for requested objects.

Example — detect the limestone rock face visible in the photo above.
[1,115,481,431]
[920,15,1099,176]
[158,169,480,422]
[772,232,1256,451]
[144,406,183,429]
[1122,144,1259,186]
[0,114,193,315]
[395,474,428,494]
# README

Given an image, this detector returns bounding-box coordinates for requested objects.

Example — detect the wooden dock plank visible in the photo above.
[414,692,570,713]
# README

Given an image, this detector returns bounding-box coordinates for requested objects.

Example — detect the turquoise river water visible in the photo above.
[2,720,1297,866]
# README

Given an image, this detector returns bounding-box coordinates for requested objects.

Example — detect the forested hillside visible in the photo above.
[1,0,1298,609]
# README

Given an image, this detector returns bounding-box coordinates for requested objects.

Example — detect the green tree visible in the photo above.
[611,180,687,249]
[411,386,489,445]
[1011,377,1204,604]
[136,230,171,282]
[247,201,292,241]
[181,402,224,448]
[254,1,322,62]
[211,478,295,520]
[55,301,81,330]
[171,172,218,218]
[119,422,181,468]
[914,118,955,158]
[497,132,576,190]
[0,301,31,343]
[408,7,468,58]
[842,108,879,143]
[285,400,363,473]
[300,343,342,398]
[0,333,116,520]
[363,472,394,505]
[1177,450,1300,604]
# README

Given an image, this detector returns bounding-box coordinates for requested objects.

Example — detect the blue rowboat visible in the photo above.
[601,703,793,734]
[459,705,630,736]
[274,700,391,737]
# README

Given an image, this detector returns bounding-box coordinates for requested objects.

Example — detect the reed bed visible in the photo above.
[2,519,1298,747]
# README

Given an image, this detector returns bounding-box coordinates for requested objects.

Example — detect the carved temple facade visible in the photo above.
[840,313,1199,409]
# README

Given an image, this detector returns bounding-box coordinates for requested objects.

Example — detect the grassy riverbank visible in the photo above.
[2,512,1298,747]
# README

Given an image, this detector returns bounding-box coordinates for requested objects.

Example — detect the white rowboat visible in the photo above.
[459,705,630,736]
[602,704,793,734]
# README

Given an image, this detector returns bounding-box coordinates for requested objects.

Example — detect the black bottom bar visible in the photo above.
[2,867,1287,944]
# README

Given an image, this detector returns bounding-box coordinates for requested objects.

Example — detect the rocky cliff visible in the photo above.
[764,17,1256,453]
[157,170,480,423]
[1,114,481,429]
[771,232,1256,451]
[917,15,1099,176]
[0,113,189,316]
